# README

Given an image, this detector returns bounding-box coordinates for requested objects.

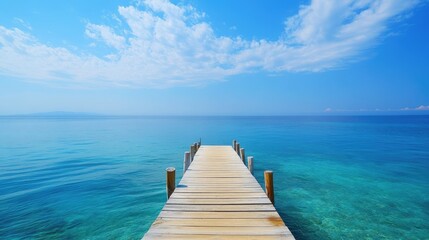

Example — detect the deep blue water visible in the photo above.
[0,116,428,239]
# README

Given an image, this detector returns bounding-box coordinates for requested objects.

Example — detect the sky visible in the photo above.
[0,0,428,115]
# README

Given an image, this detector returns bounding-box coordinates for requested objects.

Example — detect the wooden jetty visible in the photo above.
[143,142,295,239]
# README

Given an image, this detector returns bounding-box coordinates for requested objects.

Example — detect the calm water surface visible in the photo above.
[0,116,428,239]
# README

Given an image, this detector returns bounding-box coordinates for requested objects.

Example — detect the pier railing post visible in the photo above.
[240,148,245,163]
[194,142,198,153]
[232,139,237,150]
[190,144,195,161]
[248,156,254,174]
[235,143,240,154]
[264,170,274,204]
[166,167,175,199]
[183,151,191,173]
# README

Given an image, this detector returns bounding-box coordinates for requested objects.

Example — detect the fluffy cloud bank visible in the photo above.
[0,0,421,87]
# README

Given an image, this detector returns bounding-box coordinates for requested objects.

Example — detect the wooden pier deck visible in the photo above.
[143,145,295,239]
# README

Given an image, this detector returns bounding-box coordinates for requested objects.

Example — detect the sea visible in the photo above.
[0,115,428,239]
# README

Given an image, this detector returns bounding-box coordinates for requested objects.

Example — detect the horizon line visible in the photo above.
[1,113,429,118]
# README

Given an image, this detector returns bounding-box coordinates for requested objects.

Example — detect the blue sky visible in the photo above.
[0,0,428,115]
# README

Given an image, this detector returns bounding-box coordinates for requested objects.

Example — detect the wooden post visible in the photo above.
[235,143,240,154]
[232,139,237,150]
[198,138,201,149]
[190,144,195,161]
[194,142,198,153]
[248,156,254,174]
[183,151,191,173]
[264,170,274,204]
[166,167,176,199]
[240,148,245,163]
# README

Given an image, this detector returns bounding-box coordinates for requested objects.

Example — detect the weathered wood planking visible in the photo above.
[143,145,295,240]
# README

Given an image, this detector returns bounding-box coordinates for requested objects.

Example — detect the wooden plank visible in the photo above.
[167,198,272,205]
[184,173,254,177]
[180,177,257,182]
[171,193,268,199]
[175,185,263,189]
[146,226,290,235]
[143,145,295,239]
[158,211,284,219]
[173,188,262,193]
[152,218,285,227]
[186,166,245,170]
[178,182,261,187]
[144,234,294,240]
[163,204,276,212]
[176,182,261,187]
[177,183,260,186]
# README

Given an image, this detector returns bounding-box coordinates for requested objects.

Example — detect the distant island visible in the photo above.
[1,111,102,117]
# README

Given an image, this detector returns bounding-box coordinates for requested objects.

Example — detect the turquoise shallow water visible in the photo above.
[0,116,428,239]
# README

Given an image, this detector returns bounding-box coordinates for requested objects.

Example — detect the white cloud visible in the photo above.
[14,18,32,30]
[85,24,126,50]
[401,105,429,111]
[325,105,429,112]
[0,0,422,87]
[416,105,429,110]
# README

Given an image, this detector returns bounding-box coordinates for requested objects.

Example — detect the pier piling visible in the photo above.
[166,167,175,199]
[190,144,195,161]
[264,170,274,204]
[183,151,191,173]
[240,148,245,163]
[248,156,254,174]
